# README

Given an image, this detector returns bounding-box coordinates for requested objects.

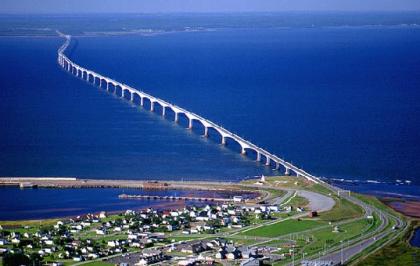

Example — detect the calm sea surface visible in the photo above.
[0,187,252,220]
[1,24,420,219]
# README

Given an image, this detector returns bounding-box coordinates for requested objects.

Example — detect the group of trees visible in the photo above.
[2,253,43,266]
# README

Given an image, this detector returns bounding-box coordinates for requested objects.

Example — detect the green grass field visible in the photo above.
[81,261,112,266]
[319,197,364,222]
[242,219,324,237]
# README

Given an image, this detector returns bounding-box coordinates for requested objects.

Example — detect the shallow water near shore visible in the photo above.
[0,187,255,220]
[1,16,420,207]
[410,228,420,248]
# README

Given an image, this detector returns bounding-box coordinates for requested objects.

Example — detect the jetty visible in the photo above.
[118,194,236,202]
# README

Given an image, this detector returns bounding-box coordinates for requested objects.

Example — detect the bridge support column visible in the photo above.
[256,153,261,162]
[150,102,154,112]
[221,136,226,145]
[275,162,280,170]
[99,79,102,88]
[130,93,134,102]
[140,97,144,106]
[162,107,166,116]
[284,167,290,175]
[175,112,179,122]
[106,82,109,91]
[265,157,270,166]
[188,119,193,129]
[241,147,246,155]
[204,127,209,137]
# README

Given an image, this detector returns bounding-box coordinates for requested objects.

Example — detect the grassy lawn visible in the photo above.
[271,218,375,265]
[242,219,324,237]
[319,197,364,222]
[288,195,309,208]
[81,261,113,266]
[303,218,372,254]
[169,235,206,242]
[0,218,58,227]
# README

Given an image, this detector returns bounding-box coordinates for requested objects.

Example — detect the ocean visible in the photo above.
[1,14,420,219]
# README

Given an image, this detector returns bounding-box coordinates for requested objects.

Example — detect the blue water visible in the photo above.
[410,228,420,248]
[70,28,420,188]
[411,228,420,248]
[0,187,250,220]
[1,22,420,203]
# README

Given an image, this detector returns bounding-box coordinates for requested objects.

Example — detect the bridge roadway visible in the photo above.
[57,32,320,184]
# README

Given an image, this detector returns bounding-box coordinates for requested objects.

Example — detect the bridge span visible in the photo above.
[57,33,320,184]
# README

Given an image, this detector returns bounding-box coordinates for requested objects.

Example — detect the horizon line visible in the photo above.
[1,10,420,16]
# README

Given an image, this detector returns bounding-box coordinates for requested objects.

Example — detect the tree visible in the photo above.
[2,253,30,266]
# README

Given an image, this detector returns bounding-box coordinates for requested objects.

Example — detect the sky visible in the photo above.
[1,0,420,14]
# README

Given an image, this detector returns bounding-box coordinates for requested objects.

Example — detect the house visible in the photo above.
[215,249,227,259]
[107,241,118,247]
[178,258,197,266]
[240,258,260,266]
[96,229,106,235]
[72,257,83,262]
[308,211,318,217]
[233,196,243,202]
[44,240,54,245]
[239,246,259,259]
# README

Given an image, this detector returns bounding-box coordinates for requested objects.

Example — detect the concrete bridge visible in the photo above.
[57,32,320,184]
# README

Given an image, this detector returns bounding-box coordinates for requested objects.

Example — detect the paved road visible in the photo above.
[297,190,335,212]
[270,190,294,205]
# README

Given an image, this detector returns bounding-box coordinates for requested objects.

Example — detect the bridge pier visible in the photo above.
[275,162,280,170]
[221,136,226,145]
[99,79,102,88]
[130,92,134,102]
[204,127,209,137]
[241,147,246,155]
[106,82,109,91]
[140,97,144,106]
[150,101,155,112]
[162,107,166,116]
[175,112,179,122]
[265,157,270,166]
[284,167,290,176]
[188,119,193,129]
[256,152,261,162]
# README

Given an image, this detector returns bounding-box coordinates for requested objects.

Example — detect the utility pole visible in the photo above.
[292,248,294,266]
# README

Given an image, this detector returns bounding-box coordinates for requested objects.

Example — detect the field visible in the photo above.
[242,219,324,238]
[319,197,364,222]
